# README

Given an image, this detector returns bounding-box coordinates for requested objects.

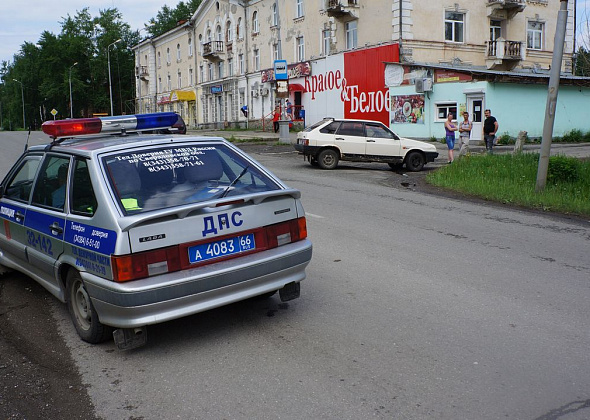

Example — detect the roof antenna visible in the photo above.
[24,126,31,152]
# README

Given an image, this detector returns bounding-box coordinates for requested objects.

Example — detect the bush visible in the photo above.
[548,155,582,183]
[497,132,512,145]
[561,129,584,143]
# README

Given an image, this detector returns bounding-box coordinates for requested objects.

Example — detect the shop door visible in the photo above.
[467,96,484,142]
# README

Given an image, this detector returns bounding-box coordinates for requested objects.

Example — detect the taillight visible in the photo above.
[112,246,181,282]
[266,217,307,248]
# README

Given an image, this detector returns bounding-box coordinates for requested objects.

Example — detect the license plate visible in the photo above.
[188,233,255,264]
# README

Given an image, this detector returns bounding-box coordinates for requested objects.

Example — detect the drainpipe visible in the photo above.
[398,0,403,62]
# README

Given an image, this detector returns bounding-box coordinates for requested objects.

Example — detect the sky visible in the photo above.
[0,0,169,64]
[0,0,588,65]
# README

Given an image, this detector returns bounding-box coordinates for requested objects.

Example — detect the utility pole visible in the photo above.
[536,0,568,191]
[108,39,122,116]
[69,62,78,118]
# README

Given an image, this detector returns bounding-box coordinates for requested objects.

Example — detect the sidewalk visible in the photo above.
[186,128,590,159]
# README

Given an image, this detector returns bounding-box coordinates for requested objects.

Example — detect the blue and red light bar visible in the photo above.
[41,112,181,138]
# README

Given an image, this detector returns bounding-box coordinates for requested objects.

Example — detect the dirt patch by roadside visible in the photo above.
[0,273,98,420]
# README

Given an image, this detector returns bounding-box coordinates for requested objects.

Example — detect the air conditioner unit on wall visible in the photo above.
[260,88,269,96]
[251,90,259,98]
[415,78,433,93]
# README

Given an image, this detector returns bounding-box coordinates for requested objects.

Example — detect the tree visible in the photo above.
[147,0,203,37]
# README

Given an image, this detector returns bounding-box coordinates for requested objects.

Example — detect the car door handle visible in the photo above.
[15,211,25,223]
[366,139,375,142]
[49,222,63,235]
[335,137,344,141]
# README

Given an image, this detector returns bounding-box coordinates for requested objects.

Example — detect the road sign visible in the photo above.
[274,60,288,81]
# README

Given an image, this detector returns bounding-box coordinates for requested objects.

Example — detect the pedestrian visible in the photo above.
[444,112,458,164]
[286,99,293,118]
[458,111,472,157]
[241,105,248,118]
[272,105,280,133]
[483,109,498,153]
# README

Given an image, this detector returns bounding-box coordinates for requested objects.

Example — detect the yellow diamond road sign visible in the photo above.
[51,109,58,116]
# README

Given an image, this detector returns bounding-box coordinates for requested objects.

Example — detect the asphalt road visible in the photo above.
[1,130,589,420]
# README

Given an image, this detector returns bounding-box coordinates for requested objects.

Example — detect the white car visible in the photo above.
[294,118,438,171]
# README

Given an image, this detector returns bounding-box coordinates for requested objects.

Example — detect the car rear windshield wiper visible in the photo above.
[220,165,249,198]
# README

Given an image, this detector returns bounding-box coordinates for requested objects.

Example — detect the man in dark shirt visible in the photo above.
[483,109,498,153]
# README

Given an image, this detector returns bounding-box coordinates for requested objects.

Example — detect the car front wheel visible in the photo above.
[405,151,425,172]
[66,270,111,344]
[317,149,339,170]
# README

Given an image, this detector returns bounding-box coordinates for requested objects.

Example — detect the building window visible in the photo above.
[207,29,212,43]
[436,103,457,121]
[158,51,161,67]
[296,36,304,62]
[253,48,260,71]
[177,44,181,61]
[273,43,279,61]
[158,76,162,93]
[167,74,171,91]
[218,61,224,79]
[322,29,330,55]
[188,38,193,56]
[527,21,544,50]
[177,71,182,88]
[239,53,244,74]
[226,21,233,43]
[237,17,242,39]
[216,25,222,42]
[296,0,304,18]
[189,68,194,85]
[345,21,357,49]
[490,20,502,41]
[252,11,259,33]
[228,58,233,76]
[208,63,213,81]
[199,65,204,82]
[166,48,171,64]
[272,3,278,26]
[445,11,464,43]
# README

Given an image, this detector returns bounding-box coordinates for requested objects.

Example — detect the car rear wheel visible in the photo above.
[405,151,425,172]
[66,270,111,344]
[317,149,339,170]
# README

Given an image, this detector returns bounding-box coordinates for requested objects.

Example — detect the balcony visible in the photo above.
[326,0,359,20]
[203,41,224,61]
[136,65,149,81]
[485,38,524,70]
[487,0,526,19]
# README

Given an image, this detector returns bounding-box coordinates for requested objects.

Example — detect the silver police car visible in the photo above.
[0,113,312,350]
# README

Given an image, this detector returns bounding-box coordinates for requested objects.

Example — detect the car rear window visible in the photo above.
[102,143,281,214]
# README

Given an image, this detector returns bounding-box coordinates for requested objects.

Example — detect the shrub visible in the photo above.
[548,155,582,183]
[498,132,512,145]
[561,129,584,143]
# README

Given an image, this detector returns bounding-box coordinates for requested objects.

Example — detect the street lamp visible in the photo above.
[12,79,25,130]
[108,38,122,116]
[69,62,78,118]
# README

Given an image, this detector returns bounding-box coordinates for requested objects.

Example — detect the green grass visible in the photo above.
[426,153,590,216]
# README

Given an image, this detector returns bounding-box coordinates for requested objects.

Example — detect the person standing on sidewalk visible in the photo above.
[444,112,458,163]
[483,109,498,153]
[458,111,472,157]
[272,106,281,133]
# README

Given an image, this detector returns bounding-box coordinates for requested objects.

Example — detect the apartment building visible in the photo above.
[134,0,583,136]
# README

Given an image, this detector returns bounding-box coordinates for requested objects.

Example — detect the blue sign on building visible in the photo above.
[211,85,223,94]
[274,60,288,81]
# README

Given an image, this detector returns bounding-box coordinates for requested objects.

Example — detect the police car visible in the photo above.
[0,113,312,350]
[294,118,438,171]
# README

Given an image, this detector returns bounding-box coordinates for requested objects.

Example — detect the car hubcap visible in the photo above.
[73,282,91,330]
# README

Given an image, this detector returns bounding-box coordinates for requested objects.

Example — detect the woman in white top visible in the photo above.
[458,112,472,157]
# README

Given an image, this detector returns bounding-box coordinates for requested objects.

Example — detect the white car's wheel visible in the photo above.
[317,149,339,170]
